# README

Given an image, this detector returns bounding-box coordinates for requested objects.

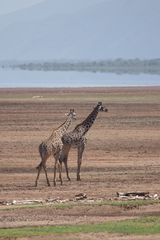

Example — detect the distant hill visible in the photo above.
[0,0,159,60]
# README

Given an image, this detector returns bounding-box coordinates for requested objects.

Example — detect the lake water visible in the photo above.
[0,69,160,87]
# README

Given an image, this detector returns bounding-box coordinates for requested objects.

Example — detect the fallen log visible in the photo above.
[117,192,150,198]
[12,199,45,205]
[75,193,87,201]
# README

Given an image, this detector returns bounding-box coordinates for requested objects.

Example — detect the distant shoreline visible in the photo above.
[1,86,160,91]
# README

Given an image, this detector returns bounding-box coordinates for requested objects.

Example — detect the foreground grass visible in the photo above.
[0,216,160,238]
[1,199,160,211]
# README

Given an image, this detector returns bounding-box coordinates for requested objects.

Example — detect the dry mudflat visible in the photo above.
[0,87,160,239]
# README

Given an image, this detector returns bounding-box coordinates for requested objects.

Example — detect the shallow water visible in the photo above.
[0,69,160,87]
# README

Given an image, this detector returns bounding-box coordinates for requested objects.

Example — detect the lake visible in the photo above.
[0,69,160,87]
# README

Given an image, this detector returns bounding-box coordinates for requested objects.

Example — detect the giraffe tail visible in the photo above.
[36,162,42,170]
[36,143,46,169]
[59,150,68,163]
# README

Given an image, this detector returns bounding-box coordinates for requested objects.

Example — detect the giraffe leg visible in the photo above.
[77,143,85,181]
[63,160,71,181]
[36,145,50,186]
[53,150,63,186]
[53,159,57,186]
[58,161,63,185]
[43,165,50,186]
[35,164,42,187]
[59,144,71,181]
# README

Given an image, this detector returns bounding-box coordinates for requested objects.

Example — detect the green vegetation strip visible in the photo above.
[1,199,160,211]
[105,199,160,208]
[0,217,160,238]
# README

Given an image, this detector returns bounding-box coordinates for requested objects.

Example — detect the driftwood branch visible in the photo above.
[117,192,150,197]
[0,193,88,206]
[116,191,159,200]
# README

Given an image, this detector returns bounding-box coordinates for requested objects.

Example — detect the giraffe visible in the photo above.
[59,102,108,182]
[35,109,76,187]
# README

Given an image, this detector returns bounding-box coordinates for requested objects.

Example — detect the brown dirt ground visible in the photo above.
[0,87,160,239]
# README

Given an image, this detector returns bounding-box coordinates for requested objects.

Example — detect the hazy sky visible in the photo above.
[0,0,43,15]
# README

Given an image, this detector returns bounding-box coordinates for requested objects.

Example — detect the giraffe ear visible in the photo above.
[98,102,102,105]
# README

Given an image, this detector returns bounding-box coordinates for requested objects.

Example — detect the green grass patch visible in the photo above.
[103,199,160,208]
[1,199,160,212]
[0,216,160,238]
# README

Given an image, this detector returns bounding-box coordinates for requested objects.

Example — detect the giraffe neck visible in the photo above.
[56,115,73,135]
[49,115,73,139]
[74,105,99,136]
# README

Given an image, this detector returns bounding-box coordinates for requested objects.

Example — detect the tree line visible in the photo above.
[2,59,160,74]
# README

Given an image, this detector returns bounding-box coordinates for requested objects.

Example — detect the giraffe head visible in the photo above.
[97,102,108,112]
[65,109,76,120]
